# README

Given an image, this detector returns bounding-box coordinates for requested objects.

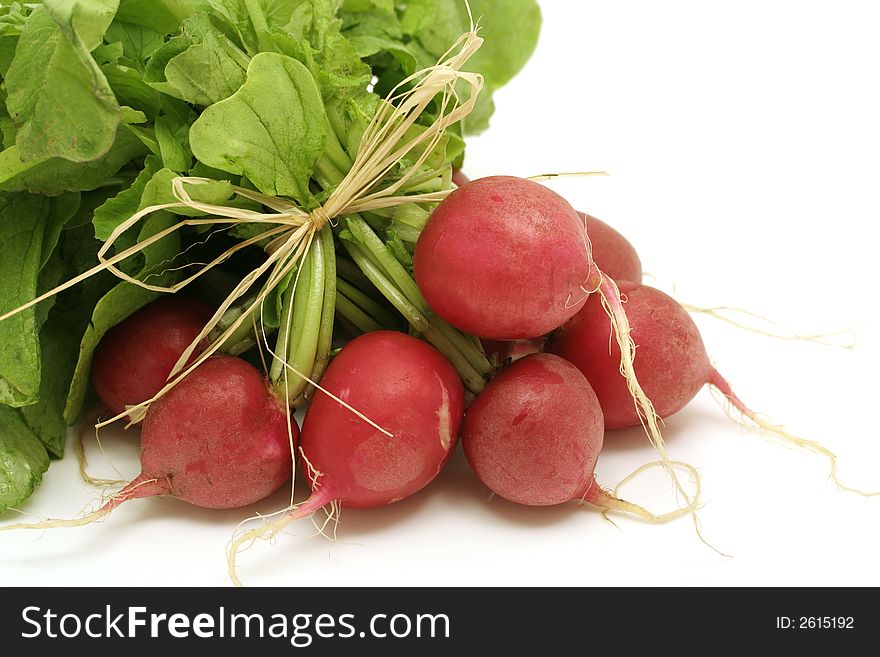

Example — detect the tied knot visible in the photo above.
[308,206,332,230]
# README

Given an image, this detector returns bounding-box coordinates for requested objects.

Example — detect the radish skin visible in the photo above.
[0,356,295,531]
[414,176,593,340]
[462,353,689,518]
[550,282,876,496]
[91,296,213,417]
[228,331,464,585]
[580,212,643,284]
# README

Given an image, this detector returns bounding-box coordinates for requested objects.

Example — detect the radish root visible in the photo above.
[709,369,878,497]
[582,461,701,523]
[684,304,858,349]
[596,275,696,506]
[605,460,730,557]
[0,476,165,531]
[226,487,336,587]
[73,406,127,488]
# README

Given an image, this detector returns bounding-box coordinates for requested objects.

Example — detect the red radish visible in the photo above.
[463,353,674,516]
[550,282,706,428]
[414,176,595,340]
[91,296,213,416]
[452,169,470,187]
[548,282,873,495]
[415,175,680,499]
[580,212,643,283]
[1,356,295,529]
[229,330,464,584]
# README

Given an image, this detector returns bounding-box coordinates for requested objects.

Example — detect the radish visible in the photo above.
[415,175,685,501]
[229,330,464,585]
[1,356,295,529]
[548,282,874,495]
[91,296,213,417]
[550,282,705,428]
[580,212,643,284]
[463,353,685,517]
[414,176,595,340]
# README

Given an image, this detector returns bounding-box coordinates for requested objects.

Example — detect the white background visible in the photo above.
[3,0,879,586]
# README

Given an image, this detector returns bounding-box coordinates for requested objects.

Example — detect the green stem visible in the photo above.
[302,227,337,403]
[390,204,430,230]
[343,241,486,393]
[324,116,355,173]
[242,0,277,54]
[348,217,493,377]
[314,154,346,192]
[336,256,378,293]
[216,302,259,356]
[335,293,383,334]
[326,105,349,155]
[336,278,400,329]
[269,264,300,383]
[280,238,326,403]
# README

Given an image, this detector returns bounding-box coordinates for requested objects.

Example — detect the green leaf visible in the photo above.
[102,63,163,120]
[93,40,124,65]
[189,52,327,203]
[399,0,467,67]
[92,154,162,240]
[114,0,201,34]
[21,223,115,458]
[44,0,119,52]
[0,192,51,407]
[4,6,123,162]
[143,33,189,84]
[342,7,417,74]
[343,0,394,13]
[66,185,126,230]
[104,20,164,69]
[155,115,191,172]
[347,33,417,74]
[146,14,250,106]
[0,35,18,78]
[0,405,50,515]
[0,127,148,195]
[466,0,541,89]
[397,0,540,135]
[41,192,81,268]
[277,0,373,101]
[204,0,301,56]
[139,167,234,216]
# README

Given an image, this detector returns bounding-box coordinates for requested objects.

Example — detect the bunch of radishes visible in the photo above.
[6,173,859,581]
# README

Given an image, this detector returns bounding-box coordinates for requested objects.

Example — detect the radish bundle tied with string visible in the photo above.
[0,24,701,578]
[0,29,496,529]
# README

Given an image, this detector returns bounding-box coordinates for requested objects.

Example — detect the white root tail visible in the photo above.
[709,369,878,497]
[226,487,336,587]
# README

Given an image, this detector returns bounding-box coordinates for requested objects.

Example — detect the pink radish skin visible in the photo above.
[414,176,593,340]
[228,331,465,585]
[452,169,470,187]
[1,356,295,532]
[463,354,606,506]
[91,296,213,416]
[462,352,697,521]
[135,355,294,508]
[293,330,465,512]
[580,213,643,284]
[549,282,713,428]
[548,281,875,496]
